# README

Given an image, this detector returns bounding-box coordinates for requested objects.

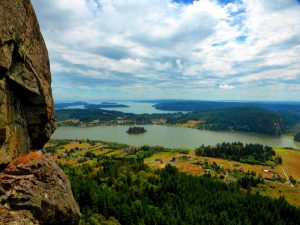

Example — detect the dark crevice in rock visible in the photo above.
[0,128,6,145]
[0,67,7,77]
[0,163,8,173]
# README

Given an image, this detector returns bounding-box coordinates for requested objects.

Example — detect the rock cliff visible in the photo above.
[0,0,80,224]
[0,0,56,164]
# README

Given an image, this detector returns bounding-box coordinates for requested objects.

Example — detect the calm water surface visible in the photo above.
[52,125,300,149]
[100,102,178,114]
[62,101,184,114]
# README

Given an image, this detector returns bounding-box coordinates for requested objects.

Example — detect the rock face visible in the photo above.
[0,206,39,225]
[0,1,80,224]
[0,0,56,164]
[0,152,81,224]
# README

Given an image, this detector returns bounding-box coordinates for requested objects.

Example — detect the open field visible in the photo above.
[275,148,300,181]
[144,151,285,179]
[255,182,300,207]
[172,120,200,128]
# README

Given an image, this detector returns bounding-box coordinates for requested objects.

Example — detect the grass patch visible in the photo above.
[275,148,300,180]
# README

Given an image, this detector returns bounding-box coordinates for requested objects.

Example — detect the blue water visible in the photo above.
[62,101,186,114]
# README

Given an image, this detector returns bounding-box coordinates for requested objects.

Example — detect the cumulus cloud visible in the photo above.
[31,0,300,101]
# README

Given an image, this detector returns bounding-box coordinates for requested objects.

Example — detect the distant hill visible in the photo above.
[164,107,284,135]
[154,100,300,130]
[154,100,300,113]
[154,100,241,112]
[56,108,130,122]
[197,107,283,135]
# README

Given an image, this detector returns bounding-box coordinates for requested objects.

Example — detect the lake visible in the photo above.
[51,125,300,150]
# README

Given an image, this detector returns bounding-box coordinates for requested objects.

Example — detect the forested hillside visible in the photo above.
[154,101,300,130]
[63,158,300,225]
[197,107,283,135]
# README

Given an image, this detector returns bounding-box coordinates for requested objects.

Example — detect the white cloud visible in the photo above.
[219,84,234,90]
[31,0,300,101]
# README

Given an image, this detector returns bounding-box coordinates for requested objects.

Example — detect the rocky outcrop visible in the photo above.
[0,0,56,164]
[0,152,81,224]
[0,206,39,225]
[0,1,80,224]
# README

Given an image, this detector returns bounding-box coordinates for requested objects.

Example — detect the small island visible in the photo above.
[294,132,300,142]
[127,126,147,134]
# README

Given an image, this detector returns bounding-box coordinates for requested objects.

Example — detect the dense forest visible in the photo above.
[197,107,283,135]
[127,127,147,134]
[195,142,282,165]
[165,107,284,135]
[63,158,300,225]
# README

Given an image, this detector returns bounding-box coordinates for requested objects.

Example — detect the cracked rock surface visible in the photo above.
[0,1,80,224]
[0,0,56,164]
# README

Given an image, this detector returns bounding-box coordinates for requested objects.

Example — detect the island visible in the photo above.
[295,132,300,142]
[127,126,147,134]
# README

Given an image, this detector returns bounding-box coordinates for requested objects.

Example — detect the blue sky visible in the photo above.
[31,0,300,101]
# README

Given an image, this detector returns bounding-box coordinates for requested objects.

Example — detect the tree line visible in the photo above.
[195,142,282,165]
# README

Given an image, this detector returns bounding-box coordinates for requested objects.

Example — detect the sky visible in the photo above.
[31,0,300,102]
